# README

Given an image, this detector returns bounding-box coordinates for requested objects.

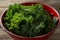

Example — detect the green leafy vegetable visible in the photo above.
[4,4,58,37]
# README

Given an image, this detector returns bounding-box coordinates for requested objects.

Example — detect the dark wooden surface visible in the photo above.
[0,0,60,40]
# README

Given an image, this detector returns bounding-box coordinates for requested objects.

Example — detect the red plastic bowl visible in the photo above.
[0,2,60,40]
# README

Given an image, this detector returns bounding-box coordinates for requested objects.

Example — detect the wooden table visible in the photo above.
[0,0,60,40]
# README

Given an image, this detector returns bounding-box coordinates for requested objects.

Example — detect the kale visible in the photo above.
[4,4,58,37]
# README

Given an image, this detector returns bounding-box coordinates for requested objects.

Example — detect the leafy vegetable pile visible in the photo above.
[4,4,57,37]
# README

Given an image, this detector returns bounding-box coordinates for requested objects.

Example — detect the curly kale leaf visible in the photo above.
[4,4,58,37]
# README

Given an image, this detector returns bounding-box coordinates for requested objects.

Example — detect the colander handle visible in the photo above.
[0,17,1,28]
[58,16,60,24]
